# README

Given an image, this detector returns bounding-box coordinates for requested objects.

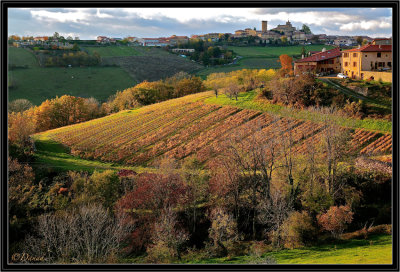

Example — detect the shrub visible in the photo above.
[280,211,317,249]
[208,207,238,257]
[317,205,354,238]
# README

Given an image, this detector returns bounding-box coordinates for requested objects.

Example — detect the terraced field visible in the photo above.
[37,91,392,167]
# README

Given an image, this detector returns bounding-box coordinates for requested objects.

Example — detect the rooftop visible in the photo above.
[295,47,341,63]
[342,44,392,53]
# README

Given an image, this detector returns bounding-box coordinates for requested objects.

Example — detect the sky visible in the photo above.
[8,8,392,39]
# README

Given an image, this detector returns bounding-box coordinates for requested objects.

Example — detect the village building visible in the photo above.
[372,38,392,45]
[270,20,297,36]
[341,43,392,82]
[172,48,195,53]
[294,47,342,75]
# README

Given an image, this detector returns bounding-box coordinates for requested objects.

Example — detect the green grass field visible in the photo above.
[83,45,142,57]
[8,47,39,67]
[196,45,336,77]
[204,91,392,133]
[186,234,392,264]
[227,45,337,58]
[8,66,135,105]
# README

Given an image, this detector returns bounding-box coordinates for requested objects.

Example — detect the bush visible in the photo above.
[317,205,354,238]
[145,241,176,264]
[280,211,317,249]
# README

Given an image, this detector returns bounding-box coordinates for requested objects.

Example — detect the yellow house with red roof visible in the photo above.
[341,43,392,81]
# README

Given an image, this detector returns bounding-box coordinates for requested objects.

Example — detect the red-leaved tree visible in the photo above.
[317,205,354,238]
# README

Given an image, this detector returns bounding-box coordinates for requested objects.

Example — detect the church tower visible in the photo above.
[262,21,268,33]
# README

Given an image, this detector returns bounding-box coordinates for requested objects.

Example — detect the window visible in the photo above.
[344,62,348,67]
[353,53,357,57]
[343,53,349,58]
[377,52,381,58]
[378,62,385,67]
[353,62,357,67]
[365,55,367,57]
[388,62,392,67]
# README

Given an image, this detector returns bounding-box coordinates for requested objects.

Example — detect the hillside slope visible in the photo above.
[36,91,392,168]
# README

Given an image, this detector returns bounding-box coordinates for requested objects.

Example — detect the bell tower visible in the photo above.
[262,21,268,33]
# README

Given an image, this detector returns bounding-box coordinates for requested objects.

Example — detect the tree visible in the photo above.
[278,54,293,76]
[300,46,307,58]
[224,80,241,101]
[317,205,353,238]
[8,157,35,218]
[53,32,60,40]
[146,207,189,262]
[8,99,33,113]
[8,111,35,148]
[280,211,316,249]
[181,157,209,233]
[208,207,238,256]
[72,43,80,51]
[220,122,281,239]
[115,172,187,252]
[280,36,288,45]
[23,204,133,263]
[301,24,312,34]
[356,36,363,45]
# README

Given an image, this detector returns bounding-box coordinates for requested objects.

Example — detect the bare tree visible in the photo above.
[148,206,189,261]
[257,187,293,247]
[23,204,134,263]
[222,121,281,239]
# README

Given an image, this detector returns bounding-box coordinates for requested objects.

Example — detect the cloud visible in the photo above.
[8,8,393,39]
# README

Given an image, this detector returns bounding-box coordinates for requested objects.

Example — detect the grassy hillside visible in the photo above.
[8,66,135,105]
[101,47,203,83]
[83,45,142,57]
[8,47,39,67]
[7,46,200,105]
[196,45,335,77]
[35,91,391,170]
[184,234,392,264]
[227,45,336,58]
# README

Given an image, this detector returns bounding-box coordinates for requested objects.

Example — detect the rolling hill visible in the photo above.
[35,91,392,169]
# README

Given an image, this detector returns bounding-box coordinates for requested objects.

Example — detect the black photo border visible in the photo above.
[1,0,399,271]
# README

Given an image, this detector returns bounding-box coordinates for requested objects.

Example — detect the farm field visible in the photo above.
[196,45,336,77]
[196,57,281,78]
[227,44,337,58]
[204,91,392,132]
[7,46,200,104]
[35,91,392,168]
[83,45,142,57]
[8,47,39,67]
[8,66,135,105]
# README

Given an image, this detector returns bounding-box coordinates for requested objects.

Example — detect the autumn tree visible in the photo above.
[208,207,238,256]
[8,157,35,218]
[278,54,293,76]
[146,207,189,262]
[317,205,354,238]
[8,111,35,148]
[115,172,187,252]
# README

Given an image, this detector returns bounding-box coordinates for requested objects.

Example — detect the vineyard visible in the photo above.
[37,92,392,167]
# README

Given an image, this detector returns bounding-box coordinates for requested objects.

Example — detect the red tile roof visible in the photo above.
[342,44,392,52]
[295,47,341,63]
